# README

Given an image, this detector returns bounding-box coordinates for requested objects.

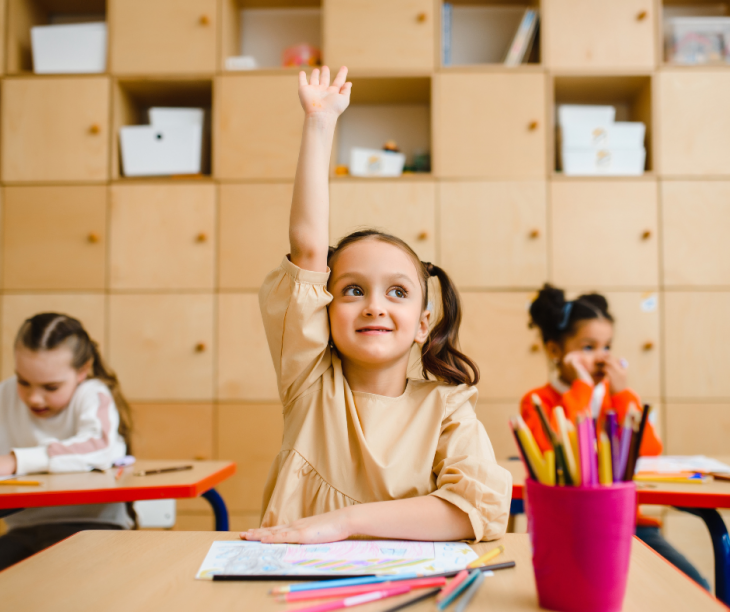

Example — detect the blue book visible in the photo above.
[442,3,452,66]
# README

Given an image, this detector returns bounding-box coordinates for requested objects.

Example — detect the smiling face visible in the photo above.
[327,238,430,370]
[15,345,90,418]
[548,318,614,385]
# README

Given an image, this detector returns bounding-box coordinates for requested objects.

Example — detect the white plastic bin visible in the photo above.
[561,148,646,176]
[120,124,203,177]
[349,147,406,177]
[561,122,645,149]
[558,105,616,127]
[31,22,107,74]
[148,107,205,127]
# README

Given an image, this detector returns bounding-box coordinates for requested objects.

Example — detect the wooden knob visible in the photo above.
[642,341,654,351]
[636,10,647,21]
[199,14,210,25]
[195,342,206,353]
[87,232,100,243]
[529,229,540,239]
[530,343,540,353]
[528,121,539,131]
[89,124,101,135]
[194,454,207,461]
[641,230,652,240]
[417,231,429,241]
[416,12,427,22]
[196,232,208,243]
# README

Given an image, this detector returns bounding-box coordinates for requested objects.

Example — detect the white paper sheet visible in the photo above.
[195,540,478,580]
[636,455,730,475]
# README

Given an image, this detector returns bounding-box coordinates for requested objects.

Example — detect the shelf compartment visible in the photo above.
[662,1,730,65]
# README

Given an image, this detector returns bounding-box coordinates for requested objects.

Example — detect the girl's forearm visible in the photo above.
[344,495,475,541]
[289,114,336,272]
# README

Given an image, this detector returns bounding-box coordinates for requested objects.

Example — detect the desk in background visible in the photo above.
[0,460,236,531]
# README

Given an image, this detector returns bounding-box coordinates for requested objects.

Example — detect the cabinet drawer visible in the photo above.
[439,181,547,288]
[551,180,658,288]
[459,292,548,400]
[218,184,292,290]
[329,180,435,262]
[544,0,655,69]
[110,184,215,290]
[434,73,546,178]
[2,186,106,290]
[109,294,214,401]
[324,0,434,72]
[131,403,214,461]
[1,78,109,182]
[109,0,217,74]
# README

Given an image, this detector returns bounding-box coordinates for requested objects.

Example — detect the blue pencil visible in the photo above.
[271,573,419,594]
[437,569,481,610]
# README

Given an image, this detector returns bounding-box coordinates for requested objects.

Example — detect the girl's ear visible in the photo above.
[76,358,93,383]
[415,309,431,345]
[545,340,562,363]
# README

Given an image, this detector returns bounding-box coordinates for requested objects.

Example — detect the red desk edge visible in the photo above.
[0,462,236,510]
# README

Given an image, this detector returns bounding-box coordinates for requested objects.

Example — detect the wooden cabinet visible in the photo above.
[1,78,109,182]
[130,403,214,461]
[544,0,655,69]
[662,181,730,286]
[475,403,520,461]
[459,292,548,400]
[602,291,660,399]
[329,180,435,262]
[658,71,730,176]
[439,181,547,288]
[665,403,730,455]
[217,294,279,402]
[108,0,217,74]
[0,293,106,380]
[433,73,546,179]
[108,294,214,401]
[218,183,292,290]
[2,186,106,290]
[217,403,283,512]
[109,184,215,290]
[550,180,659,288]
[214,75,302,180]
[324,0,434,72]
[664,291,730,399]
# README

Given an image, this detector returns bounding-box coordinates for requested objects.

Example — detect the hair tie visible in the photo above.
[422,262,435,277]
[557,301,574,331]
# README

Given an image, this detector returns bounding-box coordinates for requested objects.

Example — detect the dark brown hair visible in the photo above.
[328,229,479,386]
[15,313,133,450]
[529,283,614,345]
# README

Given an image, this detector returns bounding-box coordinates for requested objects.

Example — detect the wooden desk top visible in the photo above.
[0,460,236,509]
[501,457,730,509]
[0,531,723,612]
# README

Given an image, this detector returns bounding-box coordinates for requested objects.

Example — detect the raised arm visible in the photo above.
[289,66,351,272]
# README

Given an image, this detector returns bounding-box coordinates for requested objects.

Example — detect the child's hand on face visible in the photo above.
[241,510,351,545]
[604,355,628,395]
[0,452,17,476]
[298,66,352,119]
[562,352,594,386]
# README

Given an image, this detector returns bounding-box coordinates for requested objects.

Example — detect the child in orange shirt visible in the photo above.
[520,284,709,590]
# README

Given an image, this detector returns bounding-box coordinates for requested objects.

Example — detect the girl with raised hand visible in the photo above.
[242,66,511,545]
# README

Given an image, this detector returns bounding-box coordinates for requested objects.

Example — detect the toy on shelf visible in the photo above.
[283,44,321,67]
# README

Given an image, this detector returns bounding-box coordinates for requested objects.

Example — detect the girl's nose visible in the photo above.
[363,297,386,317]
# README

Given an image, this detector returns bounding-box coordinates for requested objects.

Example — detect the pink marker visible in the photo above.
[290,586,411,612]
[578,417,591,486]
[436,569,469,602]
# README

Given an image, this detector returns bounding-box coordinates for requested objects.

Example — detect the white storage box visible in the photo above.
[31,22,107,74]
[149,107,205,127]
[562,148,646,176]
[120,124,203,177]
[666,17,730,64]
[561,122,645,149]
[349,147,406,177]
[558,105,616,127]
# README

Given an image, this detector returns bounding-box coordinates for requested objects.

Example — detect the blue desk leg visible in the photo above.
[676,507,729,606]
[201,489,229,532]
[510,499,524,516]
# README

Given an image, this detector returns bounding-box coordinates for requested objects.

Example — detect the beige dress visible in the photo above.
[258,256,512,541]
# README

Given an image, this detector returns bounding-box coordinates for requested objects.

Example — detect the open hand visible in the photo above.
[241,509,352,544]
[0,453,17,476]
[604,355,628,395]
[298,66,352,118]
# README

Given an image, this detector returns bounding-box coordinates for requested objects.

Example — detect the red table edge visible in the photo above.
[512,483,730,510]
[0,462,236,510]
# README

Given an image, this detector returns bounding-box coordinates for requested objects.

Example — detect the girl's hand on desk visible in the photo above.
[0,452,17,475]
[604,355,628,395]
[298,66,352,119]
[241,509,352,544]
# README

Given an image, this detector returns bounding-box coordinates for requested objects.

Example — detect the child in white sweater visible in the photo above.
[0,313,133,570]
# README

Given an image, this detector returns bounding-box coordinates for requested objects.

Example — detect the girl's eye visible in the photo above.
[387,287,407,299]
[44,385,59,392]
[17,380,29,387]
[581,345,594,352]
[343,286,363,297]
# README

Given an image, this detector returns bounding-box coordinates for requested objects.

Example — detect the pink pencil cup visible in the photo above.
[525,479,636,612]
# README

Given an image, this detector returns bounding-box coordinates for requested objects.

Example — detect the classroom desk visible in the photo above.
[500,457,730,606]
[0,460,236,530]
[0,531,724,612]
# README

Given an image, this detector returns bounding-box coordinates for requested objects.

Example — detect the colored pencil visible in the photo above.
[531,394,571,485]
[555,407,579,486]
[617,409,635,482]
[577,416,592,485]
[509,419,537,481]
[0,479,41,486]
[277,577,445,602]
[515,415,549,484]
[622,406,642,481]
[454,570,485,612]
[115,466,125,480]
[271,575,399,595]
[436,570,468,602]
[544,450,556,486]
[627,404,651,479]
[379,588,441,612]
[289,586,412,612]
[606,411,620,482]
[437,570,481,610]
[133,465,192,476]
[467,545,504,569]
[598,431,613,485]
[567,422,581,486]
[587,417,598,485]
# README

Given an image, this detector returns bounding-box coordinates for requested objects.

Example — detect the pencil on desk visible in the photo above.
[437,569,481,611]
[290,585,411,612]
[467,544,504,569]
[436,569,468,602]
[277,577,445,602]
[115,466,124,480]
[379,587,441,612]
[0,479,41,486]
[453,570,485,612]
[133,465,192,476]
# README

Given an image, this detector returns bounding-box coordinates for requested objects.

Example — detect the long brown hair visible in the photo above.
[15,313,133,450]
[328,230,479,386]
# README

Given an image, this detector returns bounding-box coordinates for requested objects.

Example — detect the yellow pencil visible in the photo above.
[567,423,581,486]
[598,432,613,485]
[634,474,705,484]
[0,480,41,486]
[554,407,579,486]
[515,415,549,484]
[544,450,556,486]
[467,545,505,569]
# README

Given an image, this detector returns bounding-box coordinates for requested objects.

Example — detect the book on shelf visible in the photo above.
[442,2,452,67]
[504,9,539,66]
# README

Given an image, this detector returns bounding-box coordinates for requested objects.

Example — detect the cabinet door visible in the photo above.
[663,181,730,286]
[110,184,215,290]
[215,75,302,180]
[108,0,217,74]
[434,73,546,179]
[109,294,214,401]
[1,294,106,380]
[665,403,730,455]
[664,292,730,399]
[459,292,547,400]
[544,0,655,69]
[440,181,547,288]
[218,184,291,290]
[551,180,658,288]
[2,186,106,290]
[217,404,284,512]
[131,403,214,460]
[330,180,435,262]
[658,71,730,176]
[602,291,660,399]
[217,294,279,401]
[1,78,109,182]
[324,0,434,72]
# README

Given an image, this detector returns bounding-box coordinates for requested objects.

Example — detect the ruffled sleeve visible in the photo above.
[429,387,512,542]
[259,256,334,406]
